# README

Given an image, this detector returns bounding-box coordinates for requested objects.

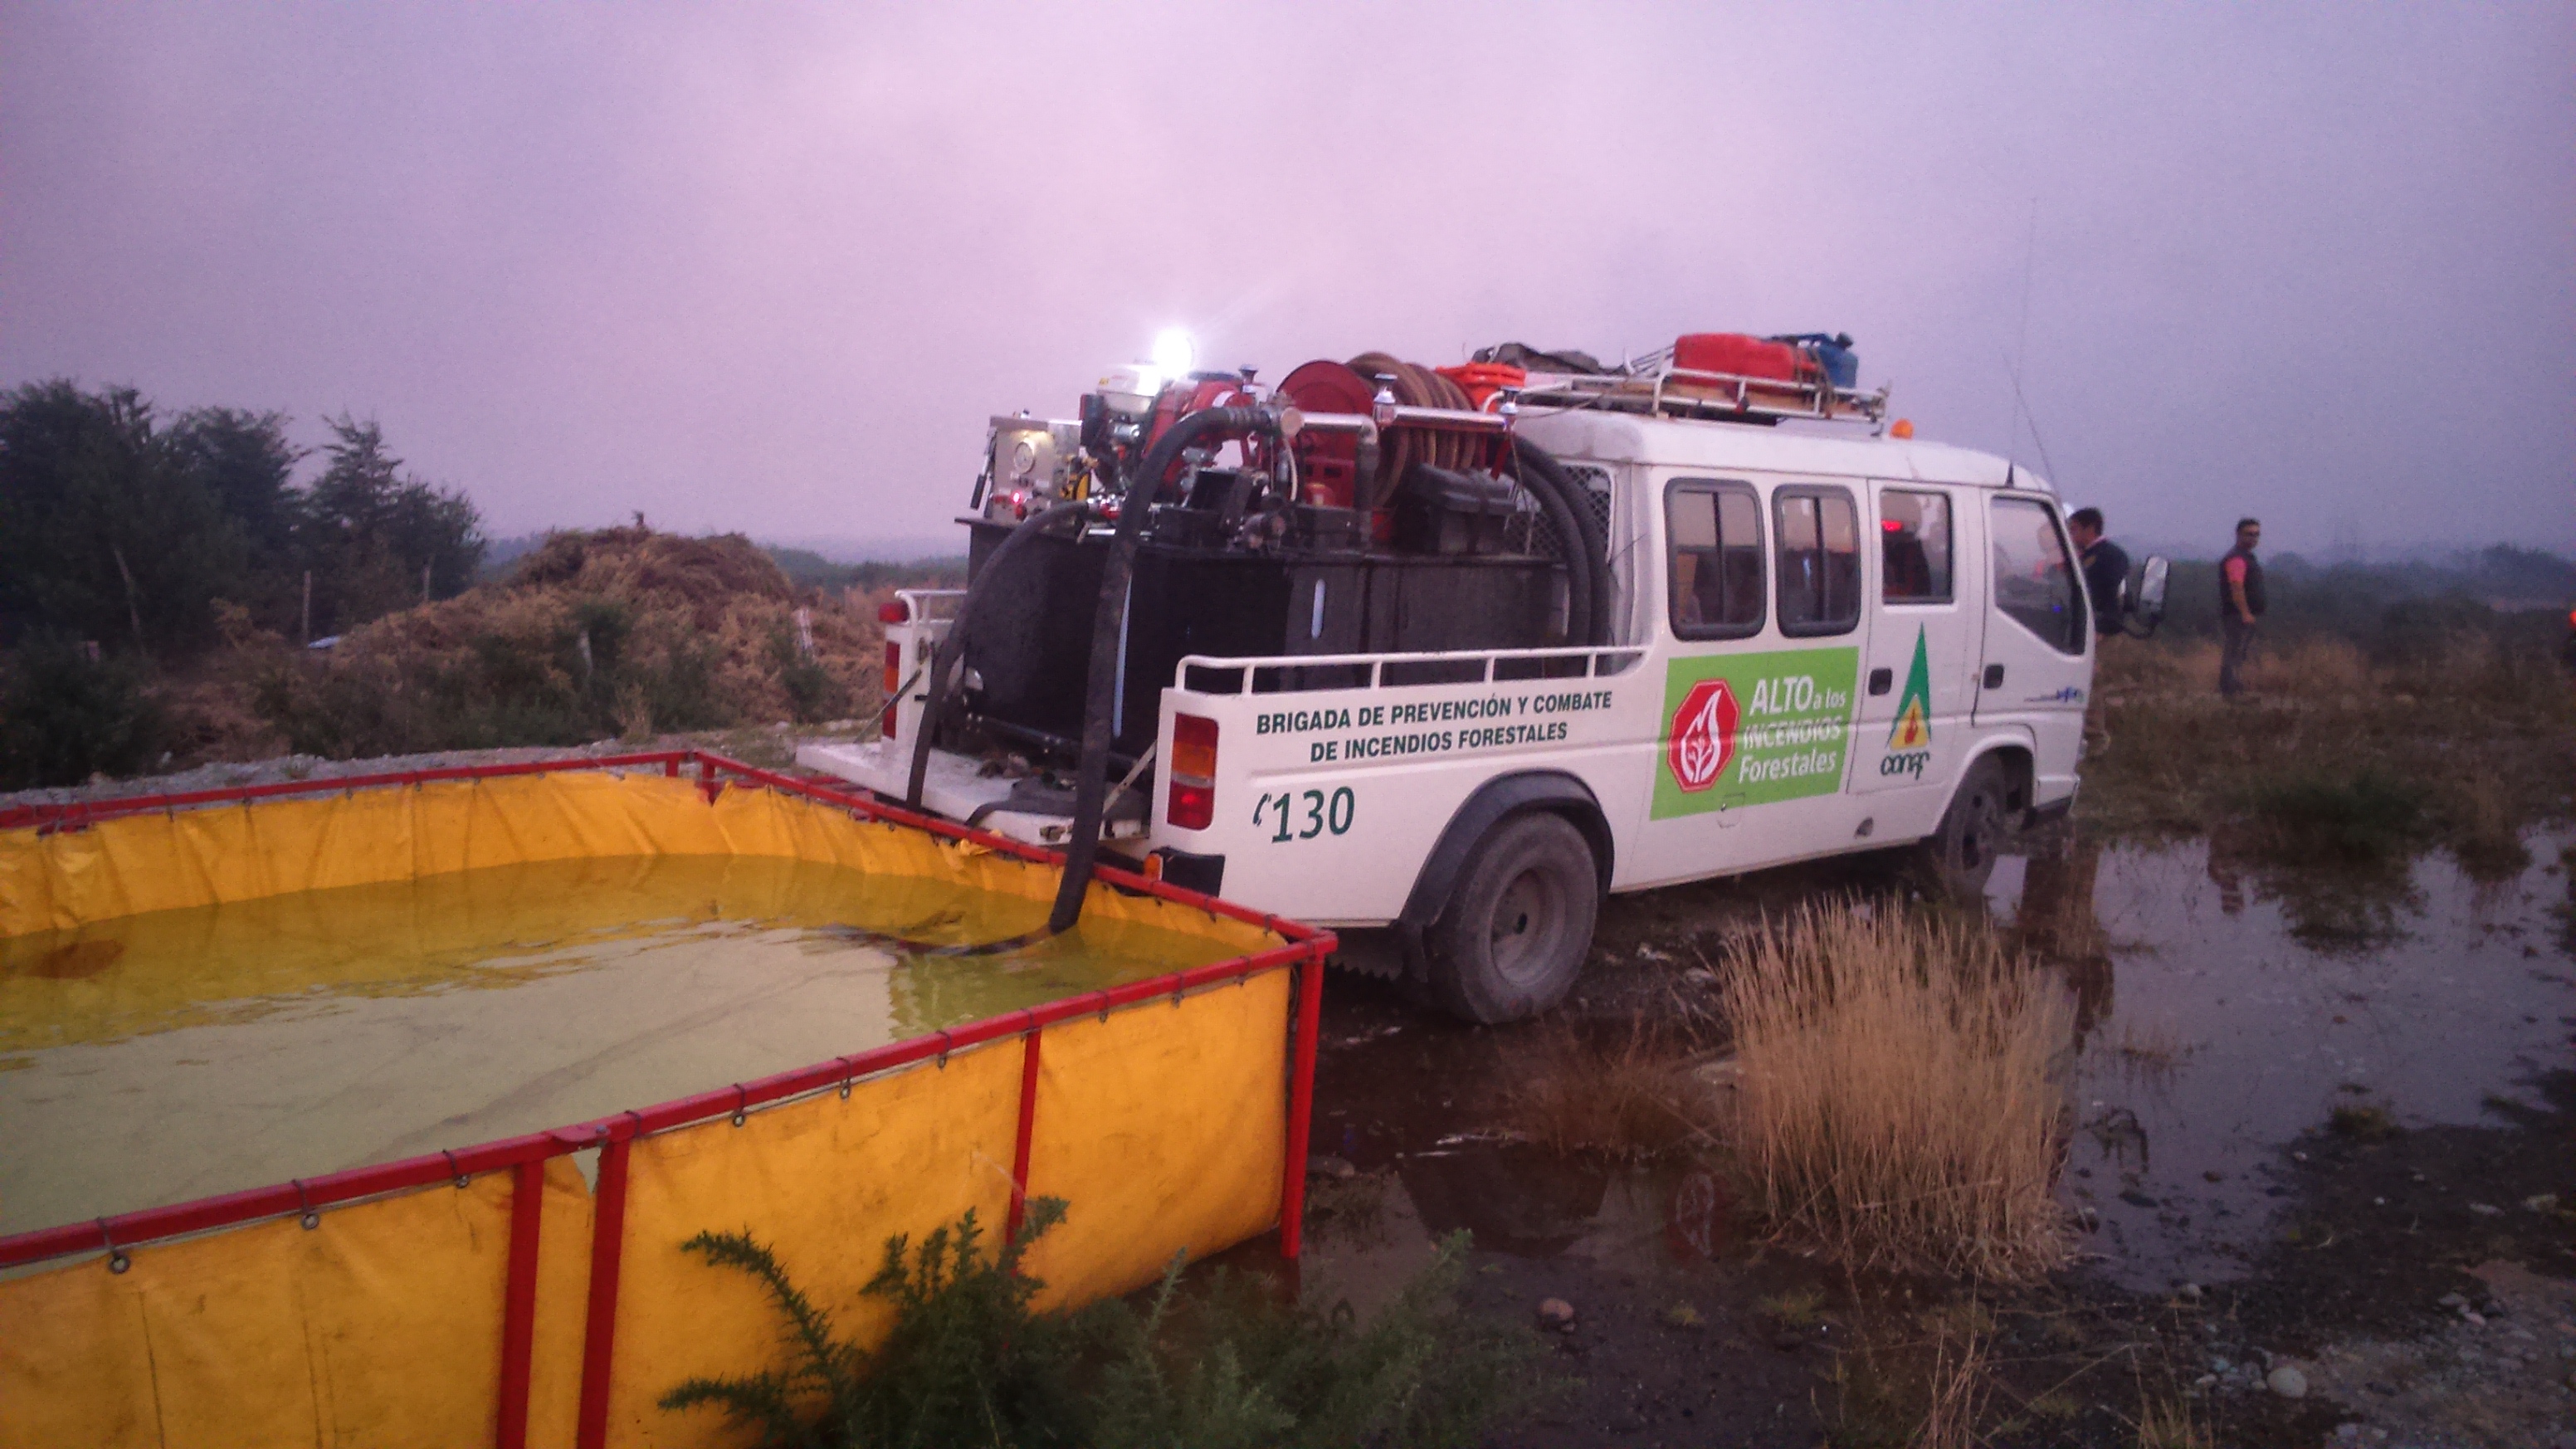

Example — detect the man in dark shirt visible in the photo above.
[2067,508,2129,639]
[2217,518,2265,698]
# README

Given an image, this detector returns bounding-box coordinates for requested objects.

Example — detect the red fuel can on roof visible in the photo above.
[1671,333,1817,385]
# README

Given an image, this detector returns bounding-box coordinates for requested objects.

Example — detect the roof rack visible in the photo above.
[1515,344,1888,427]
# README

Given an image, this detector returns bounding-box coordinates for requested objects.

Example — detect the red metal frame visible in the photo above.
[496,1159,545,1449]
[1004,1016,1043,1246]
[575,1127,635,1449]
[0,750,1337,1448]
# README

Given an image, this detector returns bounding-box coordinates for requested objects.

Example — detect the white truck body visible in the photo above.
[802,407,2092,929]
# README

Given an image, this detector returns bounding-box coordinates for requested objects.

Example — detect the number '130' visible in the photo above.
[1254,788,1354,842]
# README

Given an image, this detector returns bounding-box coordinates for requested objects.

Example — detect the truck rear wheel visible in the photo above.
[1922,755,2011,901]
[1425,812,1598,1024]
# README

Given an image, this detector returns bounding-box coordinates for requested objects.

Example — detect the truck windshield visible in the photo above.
[1991,496,2086,652]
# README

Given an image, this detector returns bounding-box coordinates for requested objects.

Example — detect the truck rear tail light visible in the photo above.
[1167,713,1218,830]
[881,641,901,739]
[878,599,910,624]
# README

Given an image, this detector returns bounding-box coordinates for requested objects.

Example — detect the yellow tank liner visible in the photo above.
[0,752,1333,1449]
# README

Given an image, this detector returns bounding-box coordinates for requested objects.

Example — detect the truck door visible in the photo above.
[1973,494,2091,747]
[1852,486,1974,796]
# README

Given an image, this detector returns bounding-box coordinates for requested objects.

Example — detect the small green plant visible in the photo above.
[663,1204,1541,1449]
[2026,1389,2081,1420]
[772,623,847,724]
[661,1199,1080,1448]
[1757,1287,1825,1329]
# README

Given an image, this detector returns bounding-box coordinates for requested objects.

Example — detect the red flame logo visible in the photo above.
[1667,678,1739,793]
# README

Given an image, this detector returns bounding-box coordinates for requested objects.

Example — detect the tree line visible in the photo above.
[0,378,485,660]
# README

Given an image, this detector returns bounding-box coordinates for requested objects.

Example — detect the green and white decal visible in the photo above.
[1651,646,1861,818]
[1879,625,1936,781]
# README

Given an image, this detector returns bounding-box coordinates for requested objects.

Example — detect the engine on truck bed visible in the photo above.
[952,351,1600,761]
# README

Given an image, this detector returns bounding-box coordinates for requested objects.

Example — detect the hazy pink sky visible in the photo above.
[6,3,2569,557]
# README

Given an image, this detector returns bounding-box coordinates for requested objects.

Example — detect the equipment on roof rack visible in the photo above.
[1511,330,1887,427]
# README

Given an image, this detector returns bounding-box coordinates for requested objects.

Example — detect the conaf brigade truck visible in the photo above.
[803,331,2144,1022]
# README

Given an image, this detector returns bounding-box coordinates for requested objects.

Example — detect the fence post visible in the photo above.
[1005,1018,1042,1245]
[1278,945,1327,1260]
[575,1127,634,1449]
[496,1159,544,1449]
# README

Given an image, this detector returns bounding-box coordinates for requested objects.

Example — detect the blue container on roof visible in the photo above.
[1772,333,1858,391]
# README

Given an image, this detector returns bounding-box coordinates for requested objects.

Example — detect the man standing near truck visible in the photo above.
[2218,518,2264,699]
[2067,508,2128,638]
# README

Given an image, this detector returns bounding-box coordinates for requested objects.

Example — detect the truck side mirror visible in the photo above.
[2124,555,2169,637]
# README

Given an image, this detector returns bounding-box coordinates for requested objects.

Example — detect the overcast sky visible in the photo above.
[5,2,2569,558]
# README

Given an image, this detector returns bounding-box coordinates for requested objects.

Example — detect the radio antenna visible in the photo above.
[2007,198,2039,458]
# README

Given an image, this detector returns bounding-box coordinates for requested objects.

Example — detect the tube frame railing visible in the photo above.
[0,749,1334,1449]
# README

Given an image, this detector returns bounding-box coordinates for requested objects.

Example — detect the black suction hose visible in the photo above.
[1505,456,1598,648]
[905,497,1094,810]
[1511,436,1614,646]
[1047,407,1276,934]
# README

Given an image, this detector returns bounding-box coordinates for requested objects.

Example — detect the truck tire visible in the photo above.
[1921,755,2011,901]
[1425,812,1599,1024]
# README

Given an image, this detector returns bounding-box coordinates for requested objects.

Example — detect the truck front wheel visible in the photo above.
[1922,755,2011,901]
[1425,812,1599,1023]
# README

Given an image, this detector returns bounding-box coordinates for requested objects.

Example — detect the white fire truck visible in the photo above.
[804,333,2154,1021]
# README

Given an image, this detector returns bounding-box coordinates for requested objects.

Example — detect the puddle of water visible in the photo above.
[1993,827,2576,1290]
[0,854,1239,1235]
[1289,827,2573,1302]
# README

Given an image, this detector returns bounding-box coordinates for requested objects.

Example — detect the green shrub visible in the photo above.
[662,1203,1540,1449]
[2242,770,2427,866]
[772,624,847,724]
[664,1201,1083,1448]
[0,634,166,788]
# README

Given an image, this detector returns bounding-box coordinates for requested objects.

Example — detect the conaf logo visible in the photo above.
[1667,678,1739,793]
[1886,625,1934,749]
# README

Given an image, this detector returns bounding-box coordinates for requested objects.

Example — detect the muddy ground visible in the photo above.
[1223,833,2576,1448]
[14,734,2571,1447]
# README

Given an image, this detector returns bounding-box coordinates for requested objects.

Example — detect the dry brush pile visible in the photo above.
[222,526,885,759]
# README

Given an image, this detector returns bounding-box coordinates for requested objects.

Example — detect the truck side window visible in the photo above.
[1990,496,2087,653]
[1665,480,1764,639]
[1774,487,1860,637]
[1878,489,1952,603]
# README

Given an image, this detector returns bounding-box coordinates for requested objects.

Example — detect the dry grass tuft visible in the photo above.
[1722,904,2077,1282]
[2247,637,2371,698]
[1509,1017,1718,1160]
[2132,1390,2213,1449]
[2112,1019,2187,1066]
[1822,1303,1994,1449]
[2445,770,2531,881]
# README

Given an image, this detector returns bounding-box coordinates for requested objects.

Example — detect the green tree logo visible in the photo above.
[1887,625,1933,749]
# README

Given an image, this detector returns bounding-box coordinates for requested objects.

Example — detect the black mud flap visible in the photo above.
[1149,846,1224,898]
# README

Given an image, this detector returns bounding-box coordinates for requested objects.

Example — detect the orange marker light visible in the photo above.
[1890,418,1915,439]
[1167,713,1219,830]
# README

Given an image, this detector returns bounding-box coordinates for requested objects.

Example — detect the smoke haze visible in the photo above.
[5,2,2569,556]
